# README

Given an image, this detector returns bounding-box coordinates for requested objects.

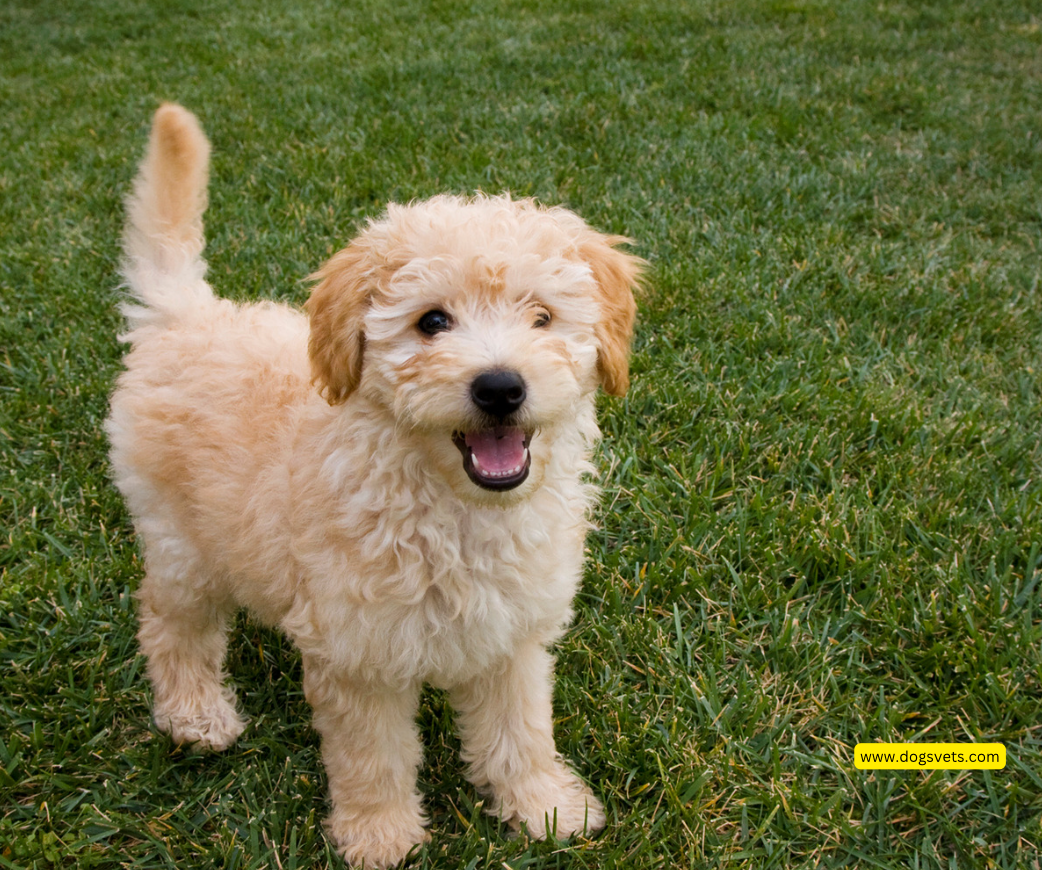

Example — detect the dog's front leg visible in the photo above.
[303,657,428,868]
[450,639,605,840]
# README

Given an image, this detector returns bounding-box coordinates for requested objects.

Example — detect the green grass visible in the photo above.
[2,0,1041,866]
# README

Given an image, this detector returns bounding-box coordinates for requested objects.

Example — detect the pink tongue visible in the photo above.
[465,427,527,474]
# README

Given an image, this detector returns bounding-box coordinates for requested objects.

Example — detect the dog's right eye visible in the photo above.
[418,310,452,335]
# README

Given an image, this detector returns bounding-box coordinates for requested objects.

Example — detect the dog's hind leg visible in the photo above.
[135,535,245,751]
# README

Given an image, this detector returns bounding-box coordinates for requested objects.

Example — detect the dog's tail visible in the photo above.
[121,103,215,332]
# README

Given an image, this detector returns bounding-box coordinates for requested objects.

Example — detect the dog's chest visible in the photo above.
[293,496,585,688]
[396,508,582,686]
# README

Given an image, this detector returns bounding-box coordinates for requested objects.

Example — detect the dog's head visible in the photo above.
[306,195,642,501]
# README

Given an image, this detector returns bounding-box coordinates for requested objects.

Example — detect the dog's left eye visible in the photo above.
[418,310,452,335]
[533,309,552,329]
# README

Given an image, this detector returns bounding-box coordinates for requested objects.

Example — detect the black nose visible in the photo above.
[470,370,526,418]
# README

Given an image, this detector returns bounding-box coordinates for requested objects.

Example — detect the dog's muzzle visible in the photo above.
[454,370,532,491]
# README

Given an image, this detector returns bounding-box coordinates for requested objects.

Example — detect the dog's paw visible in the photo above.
[327,805,429,869]
[154,689,246,752]
[497,763,606,840]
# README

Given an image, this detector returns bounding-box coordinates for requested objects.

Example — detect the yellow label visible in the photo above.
[854,743,1005,770]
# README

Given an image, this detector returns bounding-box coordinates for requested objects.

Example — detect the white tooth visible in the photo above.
[471,448,530,480]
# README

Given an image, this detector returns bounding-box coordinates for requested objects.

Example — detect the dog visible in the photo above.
[106,103,641,868]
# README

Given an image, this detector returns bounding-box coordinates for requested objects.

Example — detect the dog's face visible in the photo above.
[306,195,641,503]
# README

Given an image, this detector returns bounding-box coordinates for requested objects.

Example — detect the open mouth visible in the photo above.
[453,427,531,491]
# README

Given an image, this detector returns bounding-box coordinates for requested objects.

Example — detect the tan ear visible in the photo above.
[578,233,643,396]
[306,243,373,404]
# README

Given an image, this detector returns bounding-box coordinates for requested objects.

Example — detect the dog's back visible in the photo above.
[108,106,312,618]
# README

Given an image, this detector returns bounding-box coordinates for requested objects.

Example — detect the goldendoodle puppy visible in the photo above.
[107,103,641,868]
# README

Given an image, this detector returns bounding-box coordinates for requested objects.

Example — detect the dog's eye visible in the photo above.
[533,309,552,329]
[418,310,452,335]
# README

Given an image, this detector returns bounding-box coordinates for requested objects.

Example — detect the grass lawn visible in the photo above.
[2,0,1041,867]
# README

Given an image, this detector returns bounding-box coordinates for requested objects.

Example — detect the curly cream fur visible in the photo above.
[107,104,641,868]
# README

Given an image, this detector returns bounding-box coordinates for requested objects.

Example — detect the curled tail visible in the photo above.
[121,103,215,332]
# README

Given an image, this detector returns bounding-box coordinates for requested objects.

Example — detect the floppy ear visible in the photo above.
[578,233,643,396]
[306,243,373,404]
